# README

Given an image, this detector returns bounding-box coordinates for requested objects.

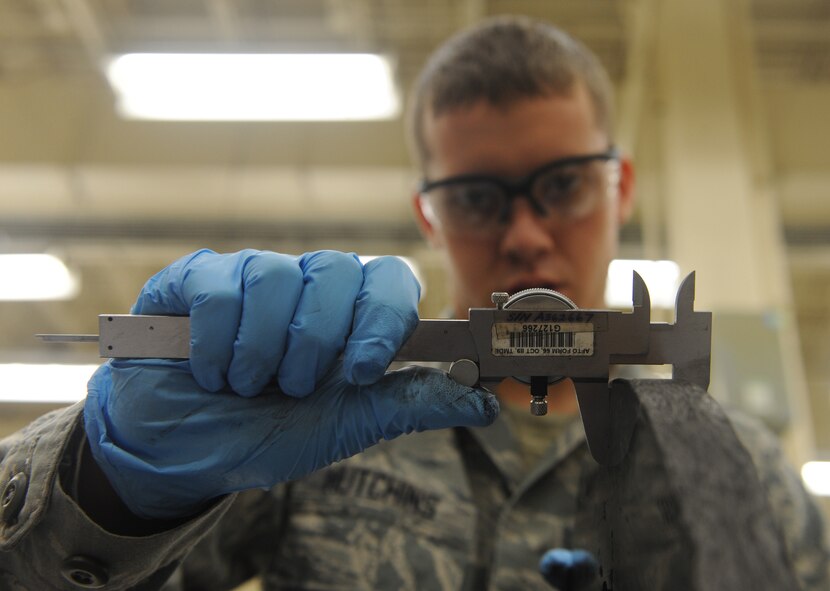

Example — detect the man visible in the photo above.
[408,17,631,418]
[0,15,827,591]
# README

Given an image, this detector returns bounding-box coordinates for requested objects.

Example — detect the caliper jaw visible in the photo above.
[573,273,712,466]
[572,272,651,466]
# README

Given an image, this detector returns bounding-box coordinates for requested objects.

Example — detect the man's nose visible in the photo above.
[499,197,556,263]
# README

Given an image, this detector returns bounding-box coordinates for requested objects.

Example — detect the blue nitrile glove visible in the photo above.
[539,548,600,591]
[84,249,498,520]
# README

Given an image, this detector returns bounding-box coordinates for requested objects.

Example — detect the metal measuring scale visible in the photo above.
[38,272,711,466]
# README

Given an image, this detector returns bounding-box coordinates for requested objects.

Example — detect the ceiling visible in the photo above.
[0,0,828,359]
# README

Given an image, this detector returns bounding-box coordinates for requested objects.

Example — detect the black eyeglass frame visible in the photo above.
[419,146,620,222]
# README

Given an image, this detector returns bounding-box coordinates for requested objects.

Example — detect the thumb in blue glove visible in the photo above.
[84,249,499,519]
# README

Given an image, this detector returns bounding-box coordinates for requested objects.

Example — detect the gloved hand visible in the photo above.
[539,548,600,591]
[84,249,498,519]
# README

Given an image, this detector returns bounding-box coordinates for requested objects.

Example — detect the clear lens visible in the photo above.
[532,161,605,219]
[425,181,505,232]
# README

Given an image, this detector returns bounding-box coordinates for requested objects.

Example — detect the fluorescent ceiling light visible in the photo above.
[605,259,681,309]
[0,254,79,301]
[0,364,99,404]
[802,461,830,496]
[105,53,400,121]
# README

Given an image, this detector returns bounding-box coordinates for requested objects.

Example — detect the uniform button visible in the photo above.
[1,472,28,524]
[61,556,109,589]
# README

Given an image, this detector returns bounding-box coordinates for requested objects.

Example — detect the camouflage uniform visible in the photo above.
[1,394,828,590]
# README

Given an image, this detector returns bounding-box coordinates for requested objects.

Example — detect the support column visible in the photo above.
[652,0,815,463]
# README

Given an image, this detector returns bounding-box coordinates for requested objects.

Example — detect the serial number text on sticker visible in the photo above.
[492,322,595,356]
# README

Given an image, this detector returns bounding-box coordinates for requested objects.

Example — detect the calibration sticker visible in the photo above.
[492,322,594,356]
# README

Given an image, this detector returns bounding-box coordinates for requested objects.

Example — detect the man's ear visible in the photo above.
[412,192,444,247]
[616,156,636,224]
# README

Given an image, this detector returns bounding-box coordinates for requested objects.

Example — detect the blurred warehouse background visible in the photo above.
[0,0,828,522]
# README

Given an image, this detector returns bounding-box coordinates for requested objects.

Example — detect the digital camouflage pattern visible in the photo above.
[1,390,828,590]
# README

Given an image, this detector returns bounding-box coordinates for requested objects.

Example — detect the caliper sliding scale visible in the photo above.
[39,272,711,466]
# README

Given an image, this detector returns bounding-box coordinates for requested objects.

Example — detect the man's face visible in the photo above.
[413,83,635,316]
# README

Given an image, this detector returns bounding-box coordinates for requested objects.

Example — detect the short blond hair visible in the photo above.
[407,15,615,171]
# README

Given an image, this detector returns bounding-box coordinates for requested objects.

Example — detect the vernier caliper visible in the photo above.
[38,272,711,466]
